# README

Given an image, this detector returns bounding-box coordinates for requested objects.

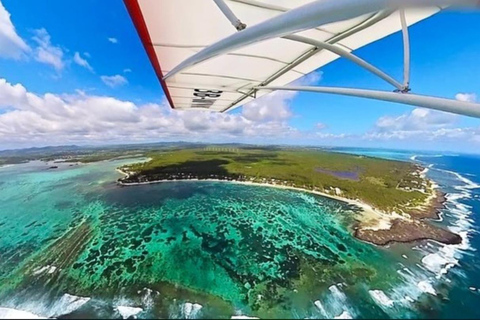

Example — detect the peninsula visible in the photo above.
[117,147,461,246]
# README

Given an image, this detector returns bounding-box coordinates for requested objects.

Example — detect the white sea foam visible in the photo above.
[369,290,394,308]
[417,280,436,296]
[116,306,143,319]
[310,284,355,319]
[401,267,415,277]
[334,311,353,319]
[420,228,470,279]
[32,265,57,276]
[297,193,316,205]
[0,307,47,319]
[48,293,90,317]
[182,302,203,319]
[419,169,476,282]
[322,285,356,319]
[139,287,157,310]
[328,285,347,303]
[422,253,456,277]
[231,316,259,319]
[391,267,440,306]
[367,288,420,317]
[314,300,328,318]
[439,169,480,190]
[420,167,429,177]
[0,292,90,319]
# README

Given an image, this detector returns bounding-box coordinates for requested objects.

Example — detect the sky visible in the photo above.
[0,0,479,153]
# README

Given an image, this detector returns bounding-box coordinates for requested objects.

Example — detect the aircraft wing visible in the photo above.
[125,0,441,112]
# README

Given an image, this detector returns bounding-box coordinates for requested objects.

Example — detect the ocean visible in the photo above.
[0,149,479,319]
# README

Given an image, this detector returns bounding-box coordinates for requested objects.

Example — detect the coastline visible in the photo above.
[117,169,390,225]
[116,169,461,246]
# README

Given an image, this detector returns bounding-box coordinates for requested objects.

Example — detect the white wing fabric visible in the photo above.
[125,0,440,112]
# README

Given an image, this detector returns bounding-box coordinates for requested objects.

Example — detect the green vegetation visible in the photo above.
[61,152,145,163]
[121,147,429,212]
[0,142,194,165]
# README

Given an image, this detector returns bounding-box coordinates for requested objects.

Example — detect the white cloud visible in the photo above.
[0,78,307,148]
[455,93,477,103]
[242,90,294,122]
[0,1,30,59]
[123,68,132,73]
[241,71,322,122]
[375,108,457,133]
[73,52,93,72]
[294,71,323,86]
[101,75,128,88]
[32,28,65,71]
[364,126,480,144]
[108,37,118,44]
[2,72,478,151]
[362,107,480,144]
[315,123,327,130]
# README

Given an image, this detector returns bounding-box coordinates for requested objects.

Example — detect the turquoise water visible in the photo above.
[0,155,478,319]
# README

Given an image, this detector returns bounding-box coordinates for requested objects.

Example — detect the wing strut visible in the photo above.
[164,0,391,80]
[213,0,247,31]
[211,0,406,91]
[283,35,405,91]
[212,1,408,92]
[256,86,480,119]
[164,0,477,81]
[155,0,479,117]
[400,10,411,90]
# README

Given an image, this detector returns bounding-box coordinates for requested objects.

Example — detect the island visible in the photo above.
[117,147,461,246]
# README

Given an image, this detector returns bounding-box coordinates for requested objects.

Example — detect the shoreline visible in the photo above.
[117,171,389,224]
[116,169,461,246]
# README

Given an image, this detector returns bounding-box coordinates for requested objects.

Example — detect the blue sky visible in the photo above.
[0,0,479,152]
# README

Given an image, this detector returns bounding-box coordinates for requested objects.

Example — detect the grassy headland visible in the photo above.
[118,147,461,246]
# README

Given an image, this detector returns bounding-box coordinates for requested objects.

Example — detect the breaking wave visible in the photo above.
[0,293,90,319]
[419,169,476,281]
[312,284,356,319]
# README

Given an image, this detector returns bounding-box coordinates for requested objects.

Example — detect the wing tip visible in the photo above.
[123,0,176,110]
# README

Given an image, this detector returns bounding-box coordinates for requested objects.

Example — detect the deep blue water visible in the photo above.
[335,148,480,319]
[417,154,480,319]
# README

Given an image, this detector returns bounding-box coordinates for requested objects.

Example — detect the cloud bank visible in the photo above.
[0,78,304,148]
[0,77,479,151]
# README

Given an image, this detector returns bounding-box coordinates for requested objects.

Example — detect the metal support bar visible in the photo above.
[222,47,320,112]
[221,12,392,112]
[164,0,477,80]
[284,35,404,91]
[213,0,247,31]
[256,85,480,119]
[400,10,411,90]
